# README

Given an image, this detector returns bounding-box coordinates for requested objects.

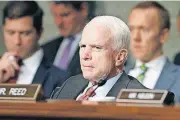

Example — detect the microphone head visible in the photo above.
[98,79,107,87]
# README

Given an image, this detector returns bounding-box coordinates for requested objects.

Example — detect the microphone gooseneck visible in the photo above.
[97,79,107,87]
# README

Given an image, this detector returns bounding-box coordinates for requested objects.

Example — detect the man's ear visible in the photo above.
[160,28,169,44]
[37,27,44,41]
[80,2,88,19]
[115,49,128,66]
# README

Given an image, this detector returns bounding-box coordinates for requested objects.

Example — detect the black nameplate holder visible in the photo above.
[0,84,42,101]
[116,89,174,105]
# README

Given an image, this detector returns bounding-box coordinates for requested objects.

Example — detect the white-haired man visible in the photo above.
[51,16,146,100]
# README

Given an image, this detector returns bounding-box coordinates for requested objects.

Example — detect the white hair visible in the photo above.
[84,16,130,50]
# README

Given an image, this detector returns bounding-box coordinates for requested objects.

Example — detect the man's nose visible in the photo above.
[132,30,141,42]
[81,48,92,60]
[14,33,21,45]
[54,16,63,26]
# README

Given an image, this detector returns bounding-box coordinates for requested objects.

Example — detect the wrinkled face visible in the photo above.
[50,3,87,37]
[3,16,40,59]
[79,24,119,82]
[128,8,165,63]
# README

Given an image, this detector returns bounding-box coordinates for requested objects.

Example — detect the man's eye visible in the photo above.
[6,31,15,35]
[95,46,101,49]
[80,45,86,48]
[21,31,32,36]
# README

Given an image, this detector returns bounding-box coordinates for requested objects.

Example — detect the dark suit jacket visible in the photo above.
[173,52,180,65]
[51,72,147,99]
[32,55,69,98]
[41,37,82,76]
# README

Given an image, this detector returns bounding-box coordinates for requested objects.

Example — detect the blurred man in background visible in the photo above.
[173,10,180,65]
[0,1,69,98]
[126,1,180,102]
[42,1,96,76]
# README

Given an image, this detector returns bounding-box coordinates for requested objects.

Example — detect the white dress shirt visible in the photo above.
[54,32,82,67]
[128,56,166,89]
[16,49,44,84]
[76,72,123,100]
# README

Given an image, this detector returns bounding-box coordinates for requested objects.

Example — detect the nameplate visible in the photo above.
[0,84,42,101]
[116,89,174,105]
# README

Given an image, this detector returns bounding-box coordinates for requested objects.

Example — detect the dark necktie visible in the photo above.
[57,37,74,70]
[7,76,18,84]
[6,59,23,84]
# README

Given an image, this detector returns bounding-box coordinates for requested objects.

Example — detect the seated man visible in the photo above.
[51,16,147,100]
[126,1,180,103]
[0,1,69,98]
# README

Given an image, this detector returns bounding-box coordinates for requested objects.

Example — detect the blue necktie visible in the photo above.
[58,37,74,70]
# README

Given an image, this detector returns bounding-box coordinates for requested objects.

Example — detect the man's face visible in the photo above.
[177,15,180,33]
[50,3,87,37]
[128,8,166,63]
[3,16,40,59]
[79,24,118,82]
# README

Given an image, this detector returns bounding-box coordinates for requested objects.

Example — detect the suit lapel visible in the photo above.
[32,56,50,85]
[155,60,178,89]
[124,59,135,73]
[107,72,130,97]
[71,77,88,99]
[58,75,88,99]
[67,47,81,74]
[42,37,63,63]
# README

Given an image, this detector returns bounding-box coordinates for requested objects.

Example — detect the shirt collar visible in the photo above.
[23,48,44,72]
[135,55,167,70]
[88,72,123,87]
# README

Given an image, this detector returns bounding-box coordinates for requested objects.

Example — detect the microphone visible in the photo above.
[97,79,107,87]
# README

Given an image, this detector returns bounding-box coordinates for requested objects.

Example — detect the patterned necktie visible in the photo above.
[77,83,98,101]
[58,37,74,70]
[137,64,148,82]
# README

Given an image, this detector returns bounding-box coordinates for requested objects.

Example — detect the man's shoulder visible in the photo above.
[40,56,70,81]
[126,74,147,89]
[41,36,64,48]
[65,74,84,83]
[164,60,180,73]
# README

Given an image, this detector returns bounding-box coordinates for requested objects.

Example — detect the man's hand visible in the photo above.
[0,52,20,82]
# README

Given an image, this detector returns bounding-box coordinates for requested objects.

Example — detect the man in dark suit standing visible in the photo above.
[0,1,69,98]
[51,16,146,100]
[42,1,96,76]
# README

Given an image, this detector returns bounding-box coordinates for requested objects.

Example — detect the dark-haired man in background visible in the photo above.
[0,1,69,98]
[42,1,96,76]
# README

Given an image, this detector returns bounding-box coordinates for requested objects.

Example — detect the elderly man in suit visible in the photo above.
[51,16,146,100]
[0,1,69,98]
[42,1,96,77]
[126,1,180,102]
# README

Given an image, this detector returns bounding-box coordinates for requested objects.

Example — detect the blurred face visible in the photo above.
[3,16,40,59]
[79,24,120,82]
[50,3,87,37]
[128,8,166,63]
[177,15,180,33]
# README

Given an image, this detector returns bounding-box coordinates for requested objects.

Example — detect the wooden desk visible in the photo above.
[0,100,179,120]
